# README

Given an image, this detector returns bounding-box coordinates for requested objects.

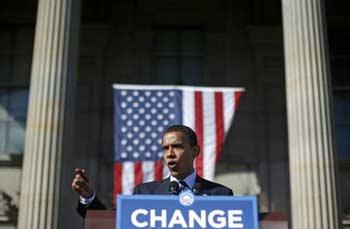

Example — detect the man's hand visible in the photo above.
[71,168,94,198]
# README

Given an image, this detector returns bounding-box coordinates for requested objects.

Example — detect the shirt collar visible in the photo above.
[169,170,196,189]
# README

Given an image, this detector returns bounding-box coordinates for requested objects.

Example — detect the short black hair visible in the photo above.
[163,124,198,147]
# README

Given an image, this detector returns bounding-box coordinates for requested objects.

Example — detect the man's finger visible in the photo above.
[74,173,86,180]
[74,168,83,180]
[75,169,89,181]
[74,179,88,187]
[72,183,82,192]
[73,176,85,185]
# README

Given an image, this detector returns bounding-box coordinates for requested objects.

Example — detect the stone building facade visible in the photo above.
[0,0,349,228]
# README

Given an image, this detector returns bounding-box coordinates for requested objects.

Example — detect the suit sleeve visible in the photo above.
[76,195,106,218]
[212,186,234,196]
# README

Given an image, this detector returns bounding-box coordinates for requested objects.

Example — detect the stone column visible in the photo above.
[281,0,340,228]
[17,0,80,228]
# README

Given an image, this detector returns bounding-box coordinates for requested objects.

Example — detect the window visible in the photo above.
[0,88,29,154]
[333,91,350,160]
[153,28,204,85]
[330,30,350,160]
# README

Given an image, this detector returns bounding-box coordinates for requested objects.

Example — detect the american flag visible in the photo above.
[113,84,244,197]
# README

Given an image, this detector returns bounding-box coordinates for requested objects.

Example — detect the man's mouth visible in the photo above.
[167,161,177,169]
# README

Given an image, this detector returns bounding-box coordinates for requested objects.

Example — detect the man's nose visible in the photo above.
[166,147,175,157]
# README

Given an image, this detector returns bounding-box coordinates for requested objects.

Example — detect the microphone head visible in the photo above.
[168,181,180,195]
[192,182,202,195]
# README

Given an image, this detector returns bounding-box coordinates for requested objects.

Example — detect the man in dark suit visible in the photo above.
[72,125,233,218]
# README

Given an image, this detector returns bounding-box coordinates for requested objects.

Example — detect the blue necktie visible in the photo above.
[179,180,189,191]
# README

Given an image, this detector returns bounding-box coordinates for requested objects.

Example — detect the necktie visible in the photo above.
[179,180,189,191]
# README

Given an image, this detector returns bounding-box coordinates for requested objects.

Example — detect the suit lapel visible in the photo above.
[195,175,211,195]
[155,175,211,195]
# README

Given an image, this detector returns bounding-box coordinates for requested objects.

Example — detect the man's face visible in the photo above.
[162,131,199,179]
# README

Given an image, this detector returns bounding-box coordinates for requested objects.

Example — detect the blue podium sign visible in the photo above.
[116,191,259,229]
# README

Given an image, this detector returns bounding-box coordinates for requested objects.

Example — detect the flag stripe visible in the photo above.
[142,161,154,183]
[154,160,163,181]
[134,162,143,185]
[223,92,235,133]
[194,91,204,177]
[235,91,243,112]
[182,90,195,129]
[162,163,170,178]
[114,163,122,199]
[202,92,216,179]
[122,162,135,194]
[215,92,225,162]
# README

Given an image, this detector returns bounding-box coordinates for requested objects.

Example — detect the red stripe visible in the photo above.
[215,92,224,162]
[194,91,203,176]
[114,162,122,206]
[234,91,243,111]
[134,161,143,185]
[154,160,163,181]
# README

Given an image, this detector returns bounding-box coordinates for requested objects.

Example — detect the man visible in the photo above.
[72,125,233,218]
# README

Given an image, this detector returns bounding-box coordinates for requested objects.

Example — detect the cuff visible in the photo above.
[79,192,96,205]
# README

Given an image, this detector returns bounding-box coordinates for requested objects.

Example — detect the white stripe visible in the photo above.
[163,162,170,179]
[182,90,195,129]
[122,162,135,194]
[113,84,245,92]
[202,92,216,180]
[223,91,235,134]
[142,161,155,183]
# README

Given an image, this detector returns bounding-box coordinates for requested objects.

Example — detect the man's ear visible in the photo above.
[192,145,200,158]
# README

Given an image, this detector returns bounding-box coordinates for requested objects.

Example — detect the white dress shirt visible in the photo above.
[169,170,196,191]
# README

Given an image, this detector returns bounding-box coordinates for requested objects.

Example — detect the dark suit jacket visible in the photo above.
[133,175,233,196]
[77,175,233,218]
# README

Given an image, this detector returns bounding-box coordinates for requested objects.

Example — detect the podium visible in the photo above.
[85,210,114,229]
[84,210,288,229]
[85,193,260,229]
[85,210,288,229]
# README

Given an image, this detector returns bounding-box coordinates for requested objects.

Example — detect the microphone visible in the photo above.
[168,181,180,195]
[192,182,202,195]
